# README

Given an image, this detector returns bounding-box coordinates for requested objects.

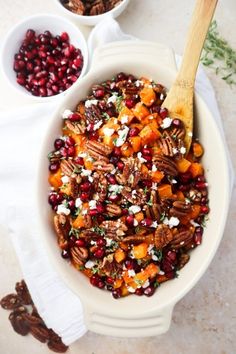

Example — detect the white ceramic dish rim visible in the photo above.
[53,0,130,26]
[36,41,230,336]
[1,13,88,102]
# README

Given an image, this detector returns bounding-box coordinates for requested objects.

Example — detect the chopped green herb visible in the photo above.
[154,280,160,288]
[160,212,166,222]
[69,227,80,238]
[92,226,106,236]
[143,186,148,194]
[147,198,153,207]
[102,112,110,121]
[201,215,209,228]
[115,95,124,112]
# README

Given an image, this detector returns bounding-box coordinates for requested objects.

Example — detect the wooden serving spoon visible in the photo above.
[162,0,218,153]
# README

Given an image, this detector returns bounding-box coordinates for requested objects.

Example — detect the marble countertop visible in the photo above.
[0,0,235,353]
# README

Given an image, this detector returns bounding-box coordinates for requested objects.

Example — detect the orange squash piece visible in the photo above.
[118,107,135,125]
[139,124,160,145]
[48,168,62,189]
[72,214,85,228]
[190,204,201,219]
[135,212,145,223]
[129,136,142,152]
[176,190,185,201]
[121,285,130,297]
[133,102,150,121]
[140,87,156,106]
[114,248,126,263]
[103,133,118,149]
[193,142,204,158]
[176,158,191,173]
[151,170,164,183]
[189,162,204,178]
[113,278,123,289]
[84,158,94,171]
[121,142,134,157]
[132,242,148,259]
[157,184,173,199]
[145,263,159,278]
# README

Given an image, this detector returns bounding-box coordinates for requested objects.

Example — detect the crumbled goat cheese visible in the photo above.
[85,99,98,108]
[142,280,150,289]
[147,244,154,253]
[121,115,129,124]
[85,260,95,269]
[93,120,103,130]
[105,238,113,247]
[81,169,92,177]
[114,126,129,147]
[190,219,200,227]
[180,146,186,154]
[108,184,123,194]
[188,131,193,137]
[103,127,115,137]
[61,175,70,184]
[163,216,180,228]
[81,209,88,215]
[151,221,158,228]
[127,286,136,293]
[152,182,158,190]
[151,254,158,261]
[160,93,164,100]
[88,176,93,183]
[57,204,70,216]
[77,152,87,158]
[137,152,147,163]
[62,109,73,119]
[107,94,118,104]
[89,200,97,209]
[159,270,165,275]
[133,219,139,227]
[152,164,157,172]
[161,117,172,129]
[128,205,141,214]
[135,80,143,87]
[172,147,178,155]
[75,198,82,208]
[128,269,136,277]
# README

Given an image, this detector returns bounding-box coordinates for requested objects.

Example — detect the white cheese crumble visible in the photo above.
[127,286,136,293]
[147,244,154,253]
[180,146,186,154]
[85,260,95,269]
[188,131,193,137]
[152,182,158,190]
[151,221,158,228]
[57,204,70,216]
[88,176,94,183]
[159,270,165,275]
[137,152,147,164]
[142,280,150,289]
[190,219,200,227]
[105,238,113,247]
[81,209,88,215]
[62,109,73,119]
[161,117,172,129]
[160,93,165,100]
[163,216,180,228]
[114,126,129,147]
[89,200,97,209]
[108,184,123,194]
[152,164,157,172]
[133,219,139,227]
[128,269,136,277]
[128,205,141,214]
[107,94,118,104]
[77,152,87,158]
[172,147,178,155]
[152,254,158,261]
[121,115,129,124]
[135,80,143,87]
[170,178,178,184]
[93,120,103,130]
[103,127,115,137]
[85,99,98,108]
[61,175,70,184]
[81,169,92,177]
[75,198,82,208]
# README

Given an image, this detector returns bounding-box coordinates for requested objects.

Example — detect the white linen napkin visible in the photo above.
[0,17,234,345]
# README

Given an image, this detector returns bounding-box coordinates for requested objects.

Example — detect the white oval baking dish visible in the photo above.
[36,40,230,337]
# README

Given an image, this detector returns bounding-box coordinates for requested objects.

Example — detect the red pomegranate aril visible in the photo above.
[161,259,173,273]
[94,248,105,259]
[68,199,75,210]
[108,194,120,203]
[126,215,135,227]
[200,197,208,205]
[26,62,34,72]
[135,288,144,296]
[73,57,83,68]
[142,154,152,162]
[47,88,53,96]
[50,37,58,48]
[17,77,26,86]
[121,208,128,216]
[39,87,47,97]
[146,162,153,170]
[74,156,84,166]
[112,288,122,299]
[107,174,116,185]
[75,239,86,247]
[201,205,209,214]
[97,280,105,289]
[94,88,105,99]
[142,147,152,155]
[97,238,106,247]
[61,249,70,259]
[89,209,99,217]
[26,29,35,40]
[194,233,202,245]
[48,193,58,206]
[49,162,60,172]
[140,218,153,227]
[80,181,91,192]
[61,32,69,42]
[80,192,89,202]
[113,147,122,157]
[90,131,99,140]
[60,147,68,158]
[90,274,100,287]
[96,203,105,214]
[38,78,46,86]
[195,181,207,190]
[54,138,64,150]
[143,285,155,297]
[117,161,124,171]
[196,175,205,183]
[125,99,135,109]
[142,179,152,187]
[106,277,114,285]
[180,172,192,184]
[166,250,177,263]
[159,107,168,119]
[172,118,183,128]
[128,127,140,137]
[65,136,75,147]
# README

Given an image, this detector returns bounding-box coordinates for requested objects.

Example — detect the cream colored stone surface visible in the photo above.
[0,0,235,353]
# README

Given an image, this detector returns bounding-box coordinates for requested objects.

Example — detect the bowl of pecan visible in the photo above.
[54,0,130,26]
[1,14,88,100]
[37,41,230,337]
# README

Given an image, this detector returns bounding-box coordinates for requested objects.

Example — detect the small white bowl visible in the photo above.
[1,14,88,101]
[53,0,130,26]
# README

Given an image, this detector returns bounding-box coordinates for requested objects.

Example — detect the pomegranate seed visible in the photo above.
[68,199,75,210]
[142,179,152,187]
[195,181,207,190]
[113,147,122,157]
[26,29,35,40]
[125,99,135,109]
[106,277,114,284]
[17,77,26,86]
[49,162,59,172]
[180,172,192,184]
[200,197,208,205]
[128,127,140,137]
[75,239,86,247]
[80,192,89,202]
[161,259,173,273]
[142,154,152,162]
[194,233,202,245]
[201,205,209,214]
[89,209,99,216]
[112,288,122,299]
[110,156,118,165]
[117,161,124,170]
[90,275,100,287]
[159,107,168,119]
[116,72,127,81]
[140,218,153,227]
[108,194,120,203]
[126,215,135,227]
[50,37,58,48]
[26,62,34,72]
[96,203,105,213]
[61,249,70,259]
[90,131,99,140]
[48,193,58,206]
[61,32,69,42]
[146,162,153,170]
[121,208,128,216]
[150,104,160,114]
[94,88,105,98]
[68,113,81,121]
[142,147,152,155]
[94,248,105,259]
[172,118,183,128]
[80,182,91,192]
[67,146,75,157]
[144,286,155,297]
[96,215,105,224]
[196,175,205,182]
[68,236,76,248]
[125,259,135,270]
[97,280,105,289]
[135,288,144,296]
[74,156,84,165]
[60,147,68,158]
[97,238,106,247]
[107,174,116,184]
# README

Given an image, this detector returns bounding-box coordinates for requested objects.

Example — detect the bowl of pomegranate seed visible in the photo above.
[37,41,230,337]
[54,0,130,26]
[1,14,88,100]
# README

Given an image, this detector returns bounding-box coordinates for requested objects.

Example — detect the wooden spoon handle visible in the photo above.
[177,0,218,85]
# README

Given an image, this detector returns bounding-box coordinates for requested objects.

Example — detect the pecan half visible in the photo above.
[122,157,143,188]
[170,230,193,249]
[65,119,86,135]
[93,172,108,202]
[159,131,177,157]
[169,126,185,140]
[169,201,191,218]
[48,338,69,353]
[70,178,79,199]
[178,253,190,269]
[70,246,88,266]
[100,220,128,240]
[106,203,122,217]
[122,235,147,244]
[0,294,21,310]
[90,0,105,15]
[154,224,174,249]
[85,104,102,124]
[93,160,115,172]
[60,159,77,177]
[30,324,50,343]
[15,280,32,305]
[9,311,30,336]
[121,187,147,206]
[83,214,92,229]
[106,0,122,12]
[100,254,122,277]
[21,313,43,326]
[66,0,85,15]
[152,155,178,176]
[85,140,112,162]
[79,229,99,239]
[53,214,70,249]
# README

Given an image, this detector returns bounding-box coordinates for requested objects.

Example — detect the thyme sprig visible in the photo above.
[201,20,236,86]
